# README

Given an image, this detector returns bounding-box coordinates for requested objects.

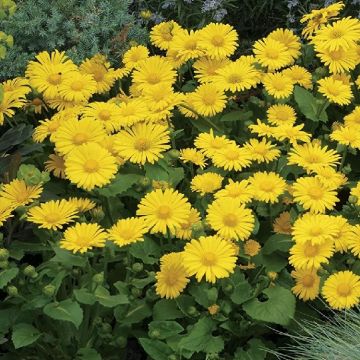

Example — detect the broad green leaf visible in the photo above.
[12,323,41,349]
[139,338,172,360]
[0,268,18,289]
[21,295,51,310]
[234,339,266,360]
[51,247,86,267]
[175,295,198,317]
[148,321,184,339]
[168,167,184,187]
[262,234,293,254]
[226,269,252,305]
[43,299,83,329]
[294,85,328,122]
[129,237,161,264]
[243,286,296,326]
[0,308,18,333]
[96,174,141,197]
[153,299,183,321]
[254,253,288,272]
[178,317,224,354]
[73,289,96,305]
[119,300,152,325]
[76,348,102,360]
[188,283,218,308]
[220,110,252,122]
[144,162,169,181]
[0,124,33,152]
[95,286,129,307]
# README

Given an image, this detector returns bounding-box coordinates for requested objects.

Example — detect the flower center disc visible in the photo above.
[337,283,351,296]
[304,244,319,257]
[48,73,62,85]
[99,109,111,121]
[223,213,238,227]
[73,133,88,145]
[134,138,151,151]
[84,159,99,173]
[71,81,84,91]
[157,205,172,219]
[302,274,315,287]
[211,35,224,47]
[202,251,217,266]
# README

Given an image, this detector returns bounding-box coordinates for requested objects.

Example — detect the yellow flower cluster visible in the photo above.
[1,1,360,310]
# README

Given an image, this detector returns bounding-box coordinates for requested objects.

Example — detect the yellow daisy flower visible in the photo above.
[206,198,254,240]
[344,106,360,128]
[191,83,227,117]
[268,28,301,60]
[248,171,287,203]
[330,125,360,149]
[282,65,312,89]
[211,143,252,171]
[107,217,149,247]
[292,213,339,245]
[123,45,149,70]
[150,21,182,50]
[67,198,96,213]
[272,123,311,144]
[198,23,238,59]
[81,102,124,133]
[183,235,237,283]
[292,176,338,213]
[58,71,97,103]
[175,208,201,240]
[0,179,42,208]
[267,104,297,125]
[27,199,78,230]
[64,142,117,190]
[243,138,280,163]
[60,222,107,253]
[317,76,353,105]
[136,188,191,235]
[244,239,261,257]
[288,142,341,173]
[53,118,107,156]
[314,167,347,189]
[289,240,334,270]
[191,172,223,196]
[156,253,189,299]
[79,54,117,93]
[347,225,360,257]
[214,179,253,204]
[253,37,293,71]
[322,271,360,310]
[212,59,260,93]
[169,29,204,62]
[193,57,230,83]
[262,72,294,99]
[114,122,170,165]
[132,56,176,91]
[291,268,320,301]
[0,198,14,226]
[273,211,292,235]
[25,50,77,99]
[194,130,234,157]
[331,216,353,253]
[45,153,66,179]
[179,148,207,169]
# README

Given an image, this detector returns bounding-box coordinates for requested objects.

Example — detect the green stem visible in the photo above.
[339,147,348,171]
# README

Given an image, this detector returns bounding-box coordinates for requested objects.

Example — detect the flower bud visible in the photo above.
[0,260,9,269]
[17,164,45,185]
[23,265,37,278]
[267,271,278,281]
[167,149,180,160]
[42,284,56,297]
[131,287,142,298]
[92,272,104,284]
[132,262,143,273]
[0,248,9,260]
[7,285,18,297]
[115,336,127,348]
[149,329,161,339]
[349,195,358,204]
[140,10,152,20]
[187,306,197,316]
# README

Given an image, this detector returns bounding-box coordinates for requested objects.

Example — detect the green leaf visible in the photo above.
[144,162,169,181]
[0,85,3,103]
[76,348,102,360]
[153,299,183,321]
[168,167,184,187]
[12,323,41,349]
[139,338,172,360]
[129,237,161,264]
[243,286,296,326]
[51,247,86,267]
[0,308,18,333]
[148,321,184,339]
[74,289,96,305]
[119,300,152,325]
[95,174,141,197]
[0,124,33,152]
[188,283,218,308]
[262,234,293,255]
[0,268,18,289]
[234,339,266,360]
[253,252,288,272]
[179,317,224,354]
[294,85,328,122]
[95,286,129,307]
[227,269,252,305]
[175,295,197,317]
[220,110,252,122]
[43,299,83,329]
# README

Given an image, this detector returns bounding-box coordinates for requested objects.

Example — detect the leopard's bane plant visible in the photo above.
[1,1,360,359]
